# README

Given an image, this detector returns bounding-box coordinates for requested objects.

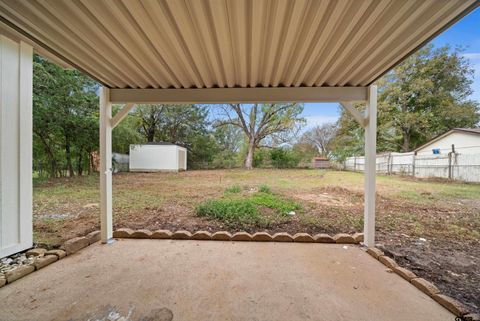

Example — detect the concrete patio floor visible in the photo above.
[0,239,453,321]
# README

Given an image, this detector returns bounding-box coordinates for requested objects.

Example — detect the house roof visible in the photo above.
[453,128,480,135]
[414,128,480,152]
[0,0,478,90]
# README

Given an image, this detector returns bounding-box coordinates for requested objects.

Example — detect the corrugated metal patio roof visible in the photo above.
[0,0,478,89]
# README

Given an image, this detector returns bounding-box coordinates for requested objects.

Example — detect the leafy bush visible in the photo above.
[196,199,261,228]
[258,184,271,193]
[251,192,301,214]
[225,184,242,194]
[269,148,300,168]
[253,148,269,168]
[211,154,238,169]
[196,189,301,228]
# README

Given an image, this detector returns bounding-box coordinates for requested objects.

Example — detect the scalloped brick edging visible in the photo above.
[112,229,364,245]
[272,233,293,242]
[0,230,101,289]
[231,232,252,241]
[366,246,473,318]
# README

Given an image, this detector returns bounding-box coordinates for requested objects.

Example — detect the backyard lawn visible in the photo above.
[33,169,479,313]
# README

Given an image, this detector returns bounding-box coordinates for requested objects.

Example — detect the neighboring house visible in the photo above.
[129,142,187,172]
[414,128,480,155]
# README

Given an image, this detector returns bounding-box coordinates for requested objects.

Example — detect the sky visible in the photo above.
[302,7,480,130]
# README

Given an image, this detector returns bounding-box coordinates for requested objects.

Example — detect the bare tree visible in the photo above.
[135,104,167,142]
[216,103,305,169]
[303,122,337,156]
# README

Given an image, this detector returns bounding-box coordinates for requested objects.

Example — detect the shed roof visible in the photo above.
[0,0,478,89]
[132,142,187,149]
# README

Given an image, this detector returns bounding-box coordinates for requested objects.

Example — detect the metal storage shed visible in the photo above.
[129,143,187,172]
[0,0,478,255]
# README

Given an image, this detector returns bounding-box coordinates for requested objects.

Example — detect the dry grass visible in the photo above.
[33,169,480,313]
[33,169,479,245]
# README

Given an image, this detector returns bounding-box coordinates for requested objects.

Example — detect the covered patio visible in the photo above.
[0,239,455,321]
[0,0,479,320]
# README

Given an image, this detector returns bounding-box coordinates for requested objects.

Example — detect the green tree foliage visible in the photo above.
[269,148,301,169]
[112,106,143,154]
[210,124,243,168]
[134,104,209,144]
[216,103,305,169]
[331,45,480,157]
[133,104,216,167]
[33,55,99,177]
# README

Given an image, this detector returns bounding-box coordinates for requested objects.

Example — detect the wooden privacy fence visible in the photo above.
[344,152,480,183]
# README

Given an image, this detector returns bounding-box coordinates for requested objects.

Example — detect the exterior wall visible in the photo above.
[416,132,480,155]
[129,145,182,172]
[0,36,33,257]
[177,148,187,171]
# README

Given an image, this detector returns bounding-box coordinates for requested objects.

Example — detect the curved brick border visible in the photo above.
[366,246,477,320]
[0,230,101,289]
[111,229,364,245]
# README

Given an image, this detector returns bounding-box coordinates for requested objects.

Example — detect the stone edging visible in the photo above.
[0,230,101,289]
[112,228,365,244]
[366,247,479,321]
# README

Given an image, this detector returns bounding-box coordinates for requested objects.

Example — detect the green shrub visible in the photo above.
[211,151,239,169]
[253,148,269,168]
[258,184,271,193]
[225,184,242,194]
[196,199,261,228]
[251,192,301,214]
[269,148,300,168]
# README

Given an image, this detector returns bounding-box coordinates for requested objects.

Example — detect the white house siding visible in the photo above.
[0,36,33,257]
[416,131,480,155]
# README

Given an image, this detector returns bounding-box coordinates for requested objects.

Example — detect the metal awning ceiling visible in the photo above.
[0,0,478,89]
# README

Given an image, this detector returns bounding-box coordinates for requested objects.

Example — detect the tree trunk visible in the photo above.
[65,140,74,177]
[147,126,155,142]
[402,128,410,152]
[88,152,93,175]
[77,150,83,176]
[36,132,58,177]
[245,139,255,170]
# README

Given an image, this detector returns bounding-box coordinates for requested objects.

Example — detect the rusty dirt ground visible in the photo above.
[32,169,480,314]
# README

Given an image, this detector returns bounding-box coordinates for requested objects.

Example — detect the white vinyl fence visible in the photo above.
[112,153,129,172]
[344,152,480,183]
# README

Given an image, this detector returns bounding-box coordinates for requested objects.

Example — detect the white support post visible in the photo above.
[363,85,377,247]
[100,87,113,244]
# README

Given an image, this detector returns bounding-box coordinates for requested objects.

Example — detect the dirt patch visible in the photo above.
[378,235,480,314]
